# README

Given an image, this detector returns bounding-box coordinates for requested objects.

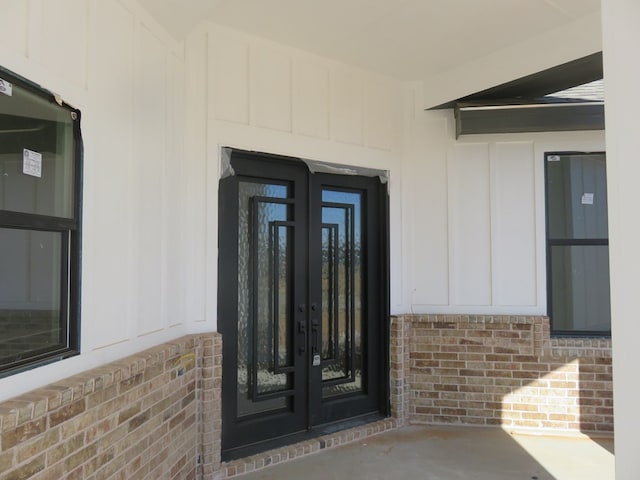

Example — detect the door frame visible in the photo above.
[217,148,390,460]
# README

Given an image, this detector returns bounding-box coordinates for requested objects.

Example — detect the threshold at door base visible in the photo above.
[221,418,397,479]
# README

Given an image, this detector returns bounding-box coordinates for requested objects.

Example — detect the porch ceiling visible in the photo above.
[140,0,601,81]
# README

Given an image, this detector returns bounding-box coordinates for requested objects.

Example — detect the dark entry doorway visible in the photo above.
[218,149,389,459]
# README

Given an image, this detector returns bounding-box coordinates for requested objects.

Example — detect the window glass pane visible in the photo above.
[547,154,608,239]
[237,181,291,416]
[0,228,65,364]
[321,189,363,398]
[0,83,75,218]
[550,245,611,332]
[546,152,610,335]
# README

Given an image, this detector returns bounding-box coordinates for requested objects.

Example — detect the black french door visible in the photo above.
[218,150,388,459]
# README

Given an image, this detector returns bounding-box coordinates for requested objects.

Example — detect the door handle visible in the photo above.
[311,313,321,367]
[298,319,307,355]
[311,319,319,347]
[310,304,320,355]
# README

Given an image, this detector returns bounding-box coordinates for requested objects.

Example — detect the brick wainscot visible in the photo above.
[0,315,612,479]
[391,315,613,433]
[0,334,221,480]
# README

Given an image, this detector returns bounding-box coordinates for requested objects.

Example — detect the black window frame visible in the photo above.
[0,65,83,376]
[544,151,610,337]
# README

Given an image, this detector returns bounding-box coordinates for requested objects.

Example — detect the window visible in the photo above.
[0,67,82,375]
[545,152,610,335]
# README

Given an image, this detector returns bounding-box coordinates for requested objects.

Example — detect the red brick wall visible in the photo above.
[391,315,613,434]
[0,333,221,480]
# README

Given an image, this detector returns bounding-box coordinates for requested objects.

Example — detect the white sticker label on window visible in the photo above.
[548,155,561,162]
[23,149,42,178]
[581,193,594,205]
[0,78,12,96]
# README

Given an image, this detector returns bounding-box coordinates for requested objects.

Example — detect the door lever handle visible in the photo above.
[311,317,320,355]
[298,320,307,354]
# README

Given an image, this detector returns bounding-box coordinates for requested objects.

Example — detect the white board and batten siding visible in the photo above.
[190,24,404,329]
[0,0,189,400]
[405,100,605,315]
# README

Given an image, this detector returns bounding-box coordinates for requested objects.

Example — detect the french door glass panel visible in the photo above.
[237,181,293,417]
[320,189,363,398]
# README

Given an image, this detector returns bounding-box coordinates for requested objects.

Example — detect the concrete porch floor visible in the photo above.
[235,426,614,480]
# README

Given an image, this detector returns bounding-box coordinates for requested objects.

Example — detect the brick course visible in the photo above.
[391,315,613,434]
[0,316,613,479]
[0,333,221,480]
[220,419,396,479]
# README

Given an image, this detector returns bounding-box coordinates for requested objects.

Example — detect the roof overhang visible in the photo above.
[454,98,604,138]
[434,52,604,138]
[432,52,603,110]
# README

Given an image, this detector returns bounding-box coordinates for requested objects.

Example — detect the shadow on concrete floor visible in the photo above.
[235,426,614,480]
[587,435,615,455]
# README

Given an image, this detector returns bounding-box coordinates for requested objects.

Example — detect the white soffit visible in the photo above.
[139,0,601,81]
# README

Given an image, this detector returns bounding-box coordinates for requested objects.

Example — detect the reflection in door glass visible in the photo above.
[237,181,293,416]
[321,189,363,397]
